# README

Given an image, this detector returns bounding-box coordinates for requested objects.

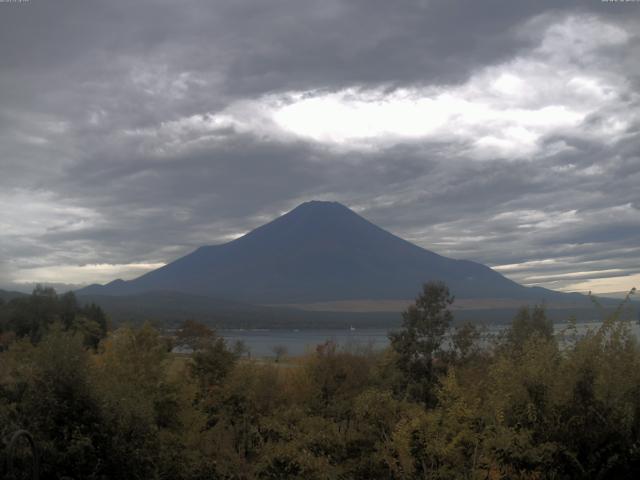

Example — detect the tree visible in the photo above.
[389,281,454,406]
[1,288,108,348]
[176,319,215,351]
[272,345,288,363]
[8,286,59,342]
[79,302,108,345]
[505,305,553,351]
[94,323,180,478]
[191,336,239,392]
[59,291,78,330]
[16,326,104,478]
[450,321,482,364]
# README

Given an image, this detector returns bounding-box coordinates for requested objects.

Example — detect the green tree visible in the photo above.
[11,326,105,478]
[1,288,108,348]
[389,281,454,405]
[7,285,59,342]
[449,321,482,365]
[78,302,108,347]
[191,335,240,393]
[59,291,78,329]
[504,305,553,351]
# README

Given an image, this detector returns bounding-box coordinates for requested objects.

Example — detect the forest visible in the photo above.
[1,283,639,479]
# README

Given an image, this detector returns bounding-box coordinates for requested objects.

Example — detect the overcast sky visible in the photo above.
[1,0,639,294]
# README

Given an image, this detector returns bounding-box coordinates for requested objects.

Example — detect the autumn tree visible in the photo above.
[176,319,215,351]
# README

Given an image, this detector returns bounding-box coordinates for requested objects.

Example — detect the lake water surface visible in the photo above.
[220,320,640,357]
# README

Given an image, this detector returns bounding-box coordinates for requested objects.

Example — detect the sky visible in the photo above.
[0,0,639,295]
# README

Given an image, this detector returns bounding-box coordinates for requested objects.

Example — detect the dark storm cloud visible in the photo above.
[0,2,566,88]
[0,0,639,292]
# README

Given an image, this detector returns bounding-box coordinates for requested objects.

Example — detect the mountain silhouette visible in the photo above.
[78,200,569,304]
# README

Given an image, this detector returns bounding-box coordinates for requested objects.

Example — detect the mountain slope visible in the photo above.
[78,201,573,303]
[0,289,28,302]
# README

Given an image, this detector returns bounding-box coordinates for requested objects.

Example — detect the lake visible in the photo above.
[220,328,390,357]
[220,320,640,357]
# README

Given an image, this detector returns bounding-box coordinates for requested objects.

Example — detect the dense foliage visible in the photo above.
[1,284,639,479]
[0,286,108,348]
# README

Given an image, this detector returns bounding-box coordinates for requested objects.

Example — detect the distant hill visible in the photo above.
[0,289,27,302]
[77,290,401,329]
[78,200,583,305]
[77,290,624,329]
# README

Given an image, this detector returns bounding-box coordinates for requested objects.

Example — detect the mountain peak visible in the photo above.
[288,200,353,216]
[78,199,536,303]
[297,200,347,208]
[243,200,367,240]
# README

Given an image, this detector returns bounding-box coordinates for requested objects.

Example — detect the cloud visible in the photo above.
[561,273,640,294]
[13,263,166,285]
[218,13,634,161]
[0,1,639,294]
